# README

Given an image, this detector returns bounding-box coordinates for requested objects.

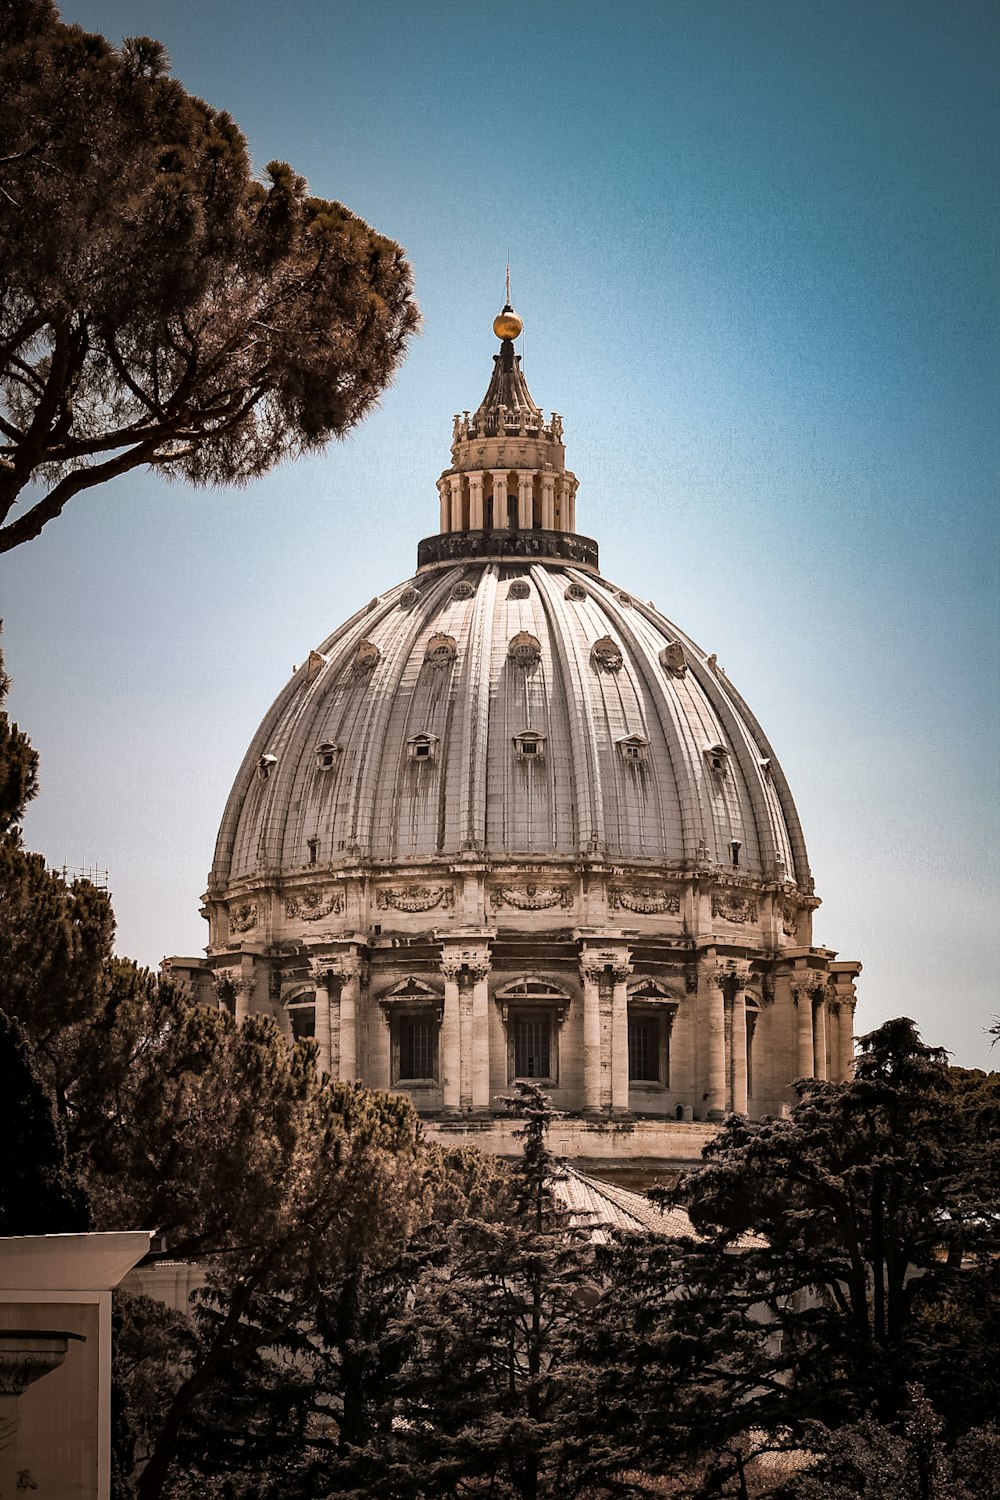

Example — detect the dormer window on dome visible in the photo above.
[660,641,687,678]
[257,753,277,783]
[513,730,546,762]
[352,639,380,675]
[407,732,439,763]
[617,734,650,766]
[424,633,457,668]
[705,743,729,776]
[508,631,541,669]
[591,636,624,673]
[507,580,530,599]
[315,741,341,771]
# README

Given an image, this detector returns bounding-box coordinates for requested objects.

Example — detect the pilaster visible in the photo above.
[309,960,333,1077]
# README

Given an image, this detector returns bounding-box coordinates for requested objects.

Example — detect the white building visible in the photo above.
[167,299,860,1169]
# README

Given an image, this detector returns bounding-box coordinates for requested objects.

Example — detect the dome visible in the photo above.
[185,298,861,1160]
[211,565,806,885]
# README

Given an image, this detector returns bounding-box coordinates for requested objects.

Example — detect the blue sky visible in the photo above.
[2,0,998,1065]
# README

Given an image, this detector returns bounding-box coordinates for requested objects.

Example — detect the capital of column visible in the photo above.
[309,959,331,985]
[329,955,363,983]
[792,973,827,1003]
[439,942,492,983]
[709,963,750,990]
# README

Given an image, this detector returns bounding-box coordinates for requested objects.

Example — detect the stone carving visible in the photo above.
[352,639,380,674]
[685,963,699,994]
[580,950,633,984]
[711,963,750,990]
[508,631,542,668]
[591,635,623,672]
[424,632,458,668]
[659,641,687,677]
[609,885,680,915]
[330,955,364,983]
[285,890,343,921]
[491,883,571,910]
[782,900,799,937]
[507,580,530,599]
[712,893,758,924]
[377,884,454,913]
[441,947,491,983]
[305,649,328,682]
[229,901,258,933]
[793,975,830,1004]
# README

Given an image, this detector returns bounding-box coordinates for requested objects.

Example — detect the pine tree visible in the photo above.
[0,1,418,553]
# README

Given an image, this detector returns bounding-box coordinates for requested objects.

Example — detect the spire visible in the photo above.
[421,295,597,573]
[476,291,540,436]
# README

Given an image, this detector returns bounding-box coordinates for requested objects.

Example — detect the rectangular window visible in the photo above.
[629,1015,661,1083]
[399,1017,436,1081]
[513,1015,551,1079]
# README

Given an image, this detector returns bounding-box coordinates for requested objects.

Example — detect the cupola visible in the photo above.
[420,281,597,572]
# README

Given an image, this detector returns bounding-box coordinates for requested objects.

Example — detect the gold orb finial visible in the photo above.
[493,303,523,341]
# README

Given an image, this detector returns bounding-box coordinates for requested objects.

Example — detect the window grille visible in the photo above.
[513,1016,551,1079]
[399,1017,436,1081]
[628,1015,661,1082]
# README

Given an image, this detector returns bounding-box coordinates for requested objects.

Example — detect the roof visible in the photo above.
[554,1170,697,1239]
[211,562,807,884]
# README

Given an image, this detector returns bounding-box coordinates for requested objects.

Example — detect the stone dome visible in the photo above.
[211,564,807,887]
[183,295,861,1161]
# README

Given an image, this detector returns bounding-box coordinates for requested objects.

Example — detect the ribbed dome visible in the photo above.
[211,561,808,889]
[181,297,862,1145]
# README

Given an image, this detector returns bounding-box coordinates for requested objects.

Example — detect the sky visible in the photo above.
[1,0,998,1066]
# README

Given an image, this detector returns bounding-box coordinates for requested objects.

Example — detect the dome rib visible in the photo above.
[532,566,606,855]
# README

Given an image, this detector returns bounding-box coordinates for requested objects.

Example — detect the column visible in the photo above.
[541,474,556,530]
[437,477,449,533]
[566,477,577,532]
[448,475,463,532]
[332,956,361,1083]
[518,473,533,530]
[837,1000,856,1082]
[440,958,462,1117]
[468,472,484,530]
[794,980,815,1078]
[704,968,727,1120]
[233,973,254,1025]
[610,961,633,1115]
[730,974,748,1115]
[813,988,829,1081]
[310,961,332,1077]
[469,960,492,1115]
[492,471,510,529]
[580,961,603,1116]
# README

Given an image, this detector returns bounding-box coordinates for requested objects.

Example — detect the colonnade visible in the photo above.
[211,947,856,1120]
[436,468,578,536]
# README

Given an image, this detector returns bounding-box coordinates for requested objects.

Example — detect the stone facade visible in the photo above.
[167,299,861,1167]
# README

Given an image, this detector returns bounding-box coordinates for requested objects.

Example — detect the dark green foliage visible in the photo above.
[0,1005,89,1232]
[366,1084,598,1500]
[778,1392,1000,1500]
[0,0,418,552]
